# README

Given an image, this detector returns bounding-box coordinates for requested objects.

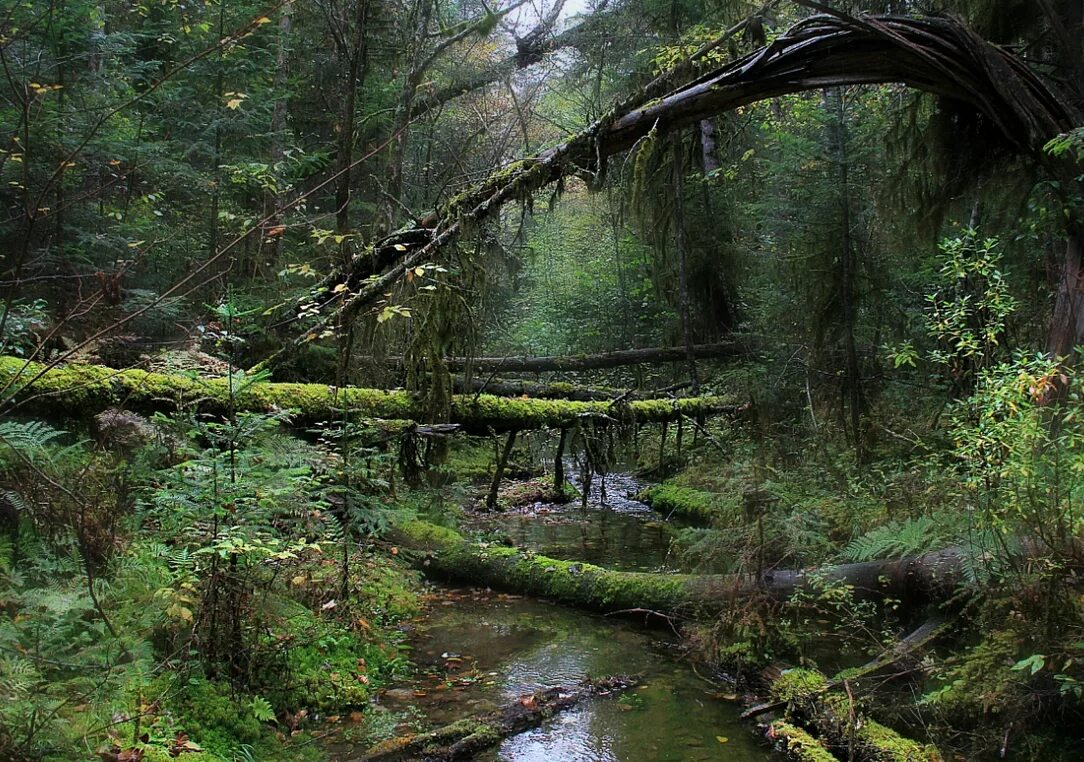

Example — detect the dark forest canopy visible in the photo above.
[2,0,1084,760]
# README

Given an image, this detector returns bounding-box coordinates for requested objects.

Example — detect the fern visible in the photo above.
[842,516,945,562]
[0,420,66,463]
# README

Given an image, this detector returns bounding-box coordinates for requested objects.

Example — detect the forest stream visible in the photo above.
[325,472,775,761]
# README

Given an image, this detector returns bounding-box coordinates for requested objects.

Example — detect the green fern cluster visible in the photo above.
[841,516,946,562]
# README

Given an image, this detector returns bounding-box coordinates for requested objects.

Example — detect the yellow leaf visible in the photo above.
[414,267,425,277]
[393,244,407,251]
[332,282,349,294]
[716,736,729,744]
[226,98,244,110]
[256,16,271,24]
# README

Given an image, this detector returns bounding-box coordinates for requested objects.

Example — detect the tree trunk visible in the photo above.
[356,342,744,373]
[1047,233,1084,359]
[672,139,701,394]
[451,376,692,402]
[554,427,568,490]
[486,430,518,510]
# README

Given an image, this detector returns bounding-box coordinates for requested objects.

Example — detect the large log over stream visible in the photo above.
[395,521,966,615]
[314,12,1077,325]
[0,357,742,434]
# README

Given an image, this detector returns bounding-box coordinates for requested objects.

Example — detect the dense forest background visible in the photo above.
[2,0,1084,759]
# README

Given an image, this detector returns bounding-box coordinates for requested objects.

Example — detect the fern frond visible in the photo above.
[842,516,945,562]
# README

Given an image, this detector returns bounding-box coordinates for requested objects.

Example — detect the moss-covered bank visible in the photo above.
[636,483,731,523]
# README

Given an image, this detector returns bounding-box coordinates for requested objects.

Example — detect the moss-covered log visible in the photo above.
[357,675,636,761]
[393,521,966,614]
[768,668,942,762]
[0,357,741,434]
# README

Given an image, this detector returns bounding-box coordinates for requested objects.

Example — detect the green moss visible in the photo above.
[771,668,942,762]
[772,668,830,707]
[636,483,727,523]
[770,721,840,762]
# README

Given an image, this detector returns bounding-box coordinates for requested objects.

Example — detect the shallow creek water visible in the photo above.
[327,473,777,760]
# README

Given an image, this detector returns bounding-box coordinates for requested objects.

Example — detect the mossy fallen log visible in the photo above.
[768,721,841,762]
[393,520,966,615]
[769,668,942,762]
[0,357,741,434]
[357,675,636,761]
[743,617,951,721]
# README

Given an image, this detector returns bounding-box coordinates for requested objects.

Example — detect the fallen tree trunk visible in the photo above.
[356,676,636,761]
[361,343,744,374]
[451,377,692,402]
[394,520,966,614]
[314,13,1076,326]
[743,616,951,720]
[0,357,742,434]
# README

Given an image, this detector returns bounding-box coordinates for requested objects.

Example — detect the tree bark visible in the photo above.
[1047,232,1084,359]
[486,430,518,510]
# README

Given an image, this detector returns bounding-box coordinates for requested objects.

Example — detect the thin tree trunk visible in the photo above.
[334,0,371,249]
[825,87,863,462]
[554,427,568,490]
[672,140,700,394]
[486,430,518,510]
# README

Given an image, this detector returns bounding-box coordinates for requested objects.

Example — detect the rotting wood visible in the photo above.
[764,667,943,761]
[355,675,637,761]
